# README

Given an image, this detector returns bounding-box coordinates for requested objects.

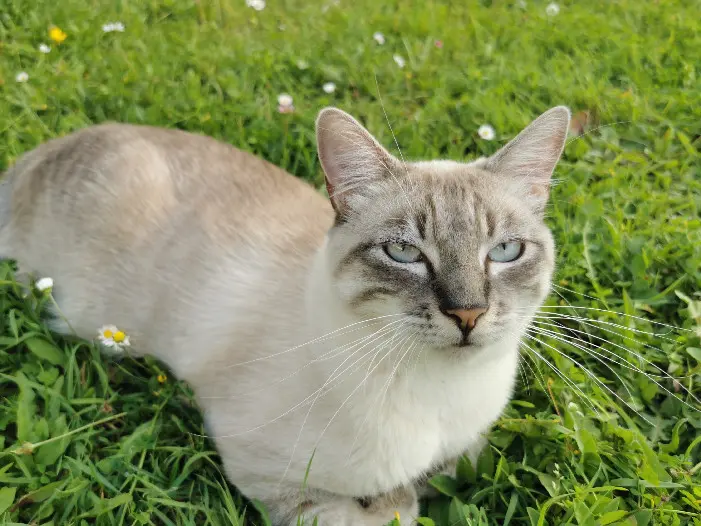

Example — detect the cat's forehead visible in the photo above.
[368,160,538,240]
[404,159,497,195]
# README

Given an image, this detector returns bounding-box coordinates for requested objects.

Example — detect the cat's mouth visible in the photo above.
[455,335,483,349]
[453,328,494,350]
[457,337,473,348]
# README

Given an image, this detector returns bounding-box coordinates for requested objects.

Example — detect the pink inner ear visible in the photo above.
[325,177,342,214]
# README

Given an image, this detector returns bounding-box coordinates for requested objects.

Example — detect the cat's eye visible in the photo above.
[487,241,524,263]
[384,243,423,264]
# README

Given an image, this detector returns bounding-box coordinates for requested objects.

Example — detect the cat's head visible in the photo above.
[316,106,569,351]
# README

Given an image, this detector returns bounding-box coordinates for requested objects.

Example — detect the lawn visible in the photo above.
[1,0,700,524]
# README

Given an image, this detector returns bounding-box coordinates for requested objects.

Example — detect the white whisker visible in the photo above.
[525,330,654,424]
[279,319,413,483]
[224,313,405,368]
[530,312,680,345]
[528,325,638,404]
[527,312,679,342]
[344,330,421,465]
[197,319,411,439]
[536,305,687,333]
[520,339,601,417]
[530,319,701,407]
[310,328,417,465]
[202,318,408,400]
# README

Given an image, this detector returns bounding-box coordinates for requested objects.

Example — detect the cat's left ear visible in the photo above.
[316,107,397,217]
[481,106,570,211]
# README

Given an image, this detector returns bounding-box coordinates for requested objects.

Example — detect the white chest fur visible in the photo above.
[304,341,520,496]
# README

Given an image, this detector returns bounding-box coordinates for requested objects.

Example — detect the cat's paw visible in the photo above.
[280,486,418,526]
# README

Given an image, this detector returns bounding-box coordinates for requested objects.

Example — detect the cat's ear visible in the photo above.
[316,108,396,216]
[481,106,570,210]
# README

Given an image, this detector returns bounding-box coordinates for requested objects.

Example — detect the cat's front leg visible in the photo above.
[268,486,419,526]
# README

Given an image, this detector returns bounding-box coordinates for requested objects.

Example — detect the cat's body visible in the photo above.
[0,107,570,525]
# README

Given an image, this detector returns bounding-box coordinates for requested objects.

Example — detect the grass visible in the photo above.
[1,0,700,524]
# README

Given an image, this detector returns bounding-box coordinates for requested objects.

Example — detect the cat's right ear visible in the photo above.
[316,108,396,217]
[480,106,570,212]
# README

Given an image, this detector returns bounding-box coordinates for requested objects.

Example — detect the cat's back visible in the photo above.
[3,123,330,251]
[0,123,332,349]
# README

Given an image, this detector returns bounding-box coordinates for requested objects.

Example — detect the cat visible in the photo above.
[0,105,570,525]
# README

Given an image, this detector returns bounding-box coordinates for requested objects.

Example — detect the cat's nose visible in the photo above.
[443,306,488,332]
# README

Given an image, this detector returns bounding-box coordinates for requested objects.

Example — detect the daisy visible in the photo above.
[102,22,125,32]
[393,54,406,68]
[16,71,29,83]
[39,43,51,53]
[246,0,266,11]
[277,93,294,114]
[373,32,385,45]
[478,124,496,141]
[545,2,560,16]
[34,277,54,292]
[296,59,309,70]
[97,325,131,349]
[49,26,67,44]
[322,82,336,94]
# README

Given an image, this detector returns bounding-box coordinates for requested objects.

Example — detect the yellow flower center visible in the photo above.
[103,329,113,339]
[157,374,167,383]
[113,331,126,343]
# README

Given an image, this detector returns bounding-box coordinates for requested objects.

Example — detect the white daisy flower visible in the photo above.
[97,325,131,349]
[296,59,309,70]
[34,277,54,292]
[278,93,293,107]
[16,71,29,83]
[478,124,496,141]
[373,32,385,45]
[277,93,294,114]
[102,22,122,32]
[545,2,560,16]
[246,0,266,11]
[39,43,51,54]
[102,21,125,32]
[322,82,336,94]
[393,54,406,68]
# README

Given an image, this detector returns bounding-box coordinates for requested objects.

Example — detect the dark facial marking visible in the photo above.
[485,208,497,238]
[415,210,427,240]
[350,287,396,308]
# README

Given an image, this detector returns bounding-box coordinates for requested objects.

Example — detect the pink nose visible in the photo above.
[445,307,488,331]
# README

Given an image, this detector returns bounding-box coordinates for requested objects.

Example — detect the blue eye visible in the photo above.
[385,243,422,263]
[488,241,524,263]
